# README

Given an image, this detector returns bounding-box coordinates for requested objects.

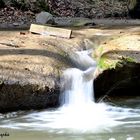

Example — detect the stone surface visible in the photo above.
[36,11,54,24]
[0,28,95,112]
[0,26,140,112]
[0,31,74,112]
[93,27,140,100]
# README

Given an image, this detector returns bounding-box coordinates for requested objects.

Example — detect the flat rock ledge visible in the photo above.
[94,32,140,102]
[0,31,75,112]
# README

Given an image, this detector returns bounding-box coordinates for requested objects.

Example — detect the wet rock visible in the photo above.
[0,31,73,112]
[95,62,140,101]
[36,11,54,24]
[93,33,140,100]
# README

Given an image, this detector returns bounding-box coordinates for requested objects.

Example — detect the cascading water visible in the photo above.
[1,50,140,136]
[52,66,121,132]
[61,68,94,107]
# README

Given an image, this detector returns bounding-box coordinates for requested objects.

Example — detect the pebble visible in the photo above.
[13,22,20,26]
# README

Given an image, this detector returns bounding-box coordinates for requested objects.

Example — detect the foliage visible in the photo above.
[9,0,50,12]
[36,0,50,12]
[11,0,29,10]
[98,55,136,70]
[128,0,137,10]
[0,0,5,8]
[98,57,118,70]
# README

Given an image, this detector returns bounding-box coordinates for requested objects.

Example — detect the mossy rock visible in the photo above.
[94,34,140,70]
[98,53,136,70]
[94,61,140,100]
[93,33,140,100]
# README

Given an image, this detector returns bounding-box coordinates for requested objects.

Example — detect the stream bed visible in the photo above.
[1,27,140,140]
[0,97,140,140]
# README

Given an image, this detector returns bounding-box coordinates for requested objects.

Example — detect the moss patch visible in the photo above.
[98,56,118,70]
[98,55,136,70]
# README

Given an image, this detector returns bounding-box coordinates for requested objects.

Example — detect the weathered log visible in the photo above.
[29,24,72,39]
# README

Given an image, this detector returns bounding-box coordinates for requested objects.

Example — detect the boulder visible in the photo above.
[0,28,92,112]
[36,11,54,24]
[0,31,74,112]
[93,32,140,101]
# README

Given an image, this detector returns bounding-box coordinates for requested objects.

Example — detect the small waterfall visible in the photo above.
[49,51,120,132]
[1,50,140,134]
[61,68,95,107]
[60,49,97,108]
[69,49,96,70]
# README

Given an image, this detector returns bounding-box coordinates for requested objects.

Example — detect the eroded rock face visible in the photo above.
[94,62,140,101]
[93,31,140,101]
[0,31,74,112]
[0,28,96,112]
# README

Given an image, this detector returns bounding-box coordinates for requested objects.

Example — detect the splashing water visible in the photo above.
[61,68,94,107]
[1,50,140,134]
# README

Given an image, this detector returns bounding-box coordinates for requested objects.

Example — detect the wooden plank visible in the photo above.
[29,24,72,39]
